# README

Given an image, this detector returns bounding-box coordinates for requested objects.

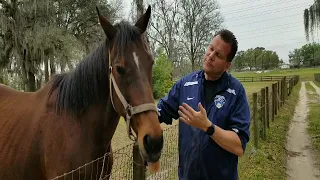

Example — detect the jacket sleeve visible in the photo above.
[228,84,251,152]
[157,79,182,125]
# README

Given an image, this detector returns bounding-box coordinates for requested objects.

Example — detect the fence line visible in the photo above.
[236,75,295,82]
[315,73,320,82]
[251,75,299,150]
[51,75,300,180]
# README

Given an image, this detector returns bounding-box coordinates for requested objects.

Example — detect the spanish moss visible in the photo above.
[303,0,320,41]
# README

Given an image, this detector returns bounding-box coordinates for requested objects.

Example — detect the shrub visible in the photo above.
[152,50,173,99]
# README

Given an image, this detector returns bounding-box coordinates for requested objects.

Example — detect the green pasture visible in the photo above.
[231,67,320,81]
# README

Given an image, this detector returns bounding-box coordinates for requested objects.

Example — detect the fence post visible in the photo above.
[261,88,266,140]
[275,82,278,115]
[277,80,281,109]
[292,77,294,90]
[289,78,292,95]
[281,77,284,106]
[272,83,276,121]
[266,86,269,128]
[253,93,258,149]
[133,142,146,180]
[283,76,287,102]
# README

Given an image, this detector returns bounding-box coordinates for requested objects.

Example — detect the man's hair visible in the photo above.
[214,29,238,62]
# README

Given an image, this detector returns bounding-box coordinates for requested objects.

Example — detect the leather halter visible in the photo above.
[108,50,159,141]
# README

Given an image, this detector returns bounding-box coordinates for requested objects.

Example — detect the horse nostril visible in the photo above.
[143,134,163,154]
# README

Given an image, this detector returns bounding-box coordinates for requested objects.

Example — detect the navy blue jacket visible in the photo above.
[157,70,251,180]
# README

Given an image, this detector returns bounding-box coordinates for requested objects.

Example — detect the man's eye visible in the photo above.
[116,66,126,75]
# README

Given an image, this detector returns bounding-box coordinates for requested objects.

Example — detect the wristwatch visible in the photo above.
[205,123,215,136]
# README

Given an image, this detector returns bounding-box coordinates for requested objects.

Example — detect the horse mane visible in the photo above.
[48,21,143,116]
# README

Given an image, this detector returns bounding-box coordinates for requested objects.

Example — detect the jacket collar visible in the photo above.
[197,70,230,91]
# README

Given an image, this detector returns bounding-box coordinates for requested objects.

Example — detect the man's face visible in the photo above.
[203,35,232,77]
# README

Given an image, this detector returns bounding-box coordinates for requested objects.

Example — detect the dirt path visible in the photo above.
[310,81,320,96]
[286,82,320,180]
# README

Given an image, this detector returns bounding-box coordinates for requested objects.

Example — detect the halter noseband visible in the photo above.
[108,50,159,141]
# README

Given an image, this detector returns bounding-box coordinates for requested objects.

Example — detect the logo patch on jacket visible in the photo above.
[184,81,198,86]
[214,95,226,109]
[226,88,236,95]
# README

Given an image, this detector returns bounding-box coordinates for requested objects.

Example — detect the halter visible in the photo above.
[108,50,160,141]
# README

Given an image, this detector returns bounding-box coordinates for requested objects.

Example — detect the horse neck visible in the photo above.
[48,41,111,116]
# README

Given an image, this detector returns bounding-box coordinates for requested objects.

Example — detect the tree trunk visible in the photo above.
[50,58,56,76]
[37,78,42,89]
[0,73,4,84]
[27,71,36,92]
[45,58,49,83]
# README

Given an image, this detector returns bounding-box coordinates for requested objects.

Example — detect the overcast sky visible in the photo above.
[120,0,317,63]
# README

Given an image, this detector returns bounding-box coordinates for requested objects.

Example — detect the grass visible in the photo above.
[242,81,276,96]
[238,82,301,180]
[230,67,320,81]
[305,81,320,170]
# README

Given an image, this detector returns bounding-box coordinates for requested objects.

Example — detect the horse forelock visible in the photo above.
[112,21,144,58]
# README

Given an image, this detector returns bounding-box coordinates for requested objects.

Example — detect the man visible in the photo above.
[157,29,251,180]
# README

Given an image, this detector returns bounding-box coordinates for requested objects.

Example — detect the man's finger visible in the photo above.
[179,117,190,125]
[178,110,189,121]
[198,102,206,114]
[182,103,196,115]
[179,105,193,118]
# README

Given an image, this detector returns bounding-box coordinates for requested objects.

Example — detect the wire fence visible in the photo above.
[50,75,299,180]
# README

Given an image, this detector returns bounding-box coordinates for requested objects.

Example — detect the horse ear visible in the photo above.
[134,5,151,34]
[96,7,116,40]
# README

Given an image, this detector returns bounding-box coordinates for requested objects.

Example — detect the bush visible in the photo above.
[152,50,173,99]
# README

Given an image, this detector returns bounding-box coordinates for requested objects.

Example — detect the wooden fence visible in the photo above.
[236,75,295,82]
[50,75,300,180]
[251,75,299,149]
[315,73,320,82]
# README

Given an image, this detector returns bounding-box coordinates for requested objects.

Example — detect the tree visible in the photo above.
[303,0,320,41]
[288,42,320,68]
[147,0,180,64]
[152,49,173,99]
[179,0,223,71]
[231,47,281,71]
[289,49,302,68]
[0,0,120,91]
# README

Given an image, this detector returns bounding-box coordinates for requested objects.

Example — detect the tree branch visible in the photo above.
[0,0,12,10]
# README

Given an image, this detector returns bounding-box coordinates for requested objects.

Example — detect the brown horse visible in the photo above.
[0,5,163,180]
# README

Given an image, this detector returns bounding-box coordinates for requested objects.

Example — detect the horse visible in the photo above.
[0,5,164,180]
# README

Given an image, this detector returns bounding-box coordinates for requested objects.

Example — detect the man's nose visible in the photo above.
[209,52,215,60]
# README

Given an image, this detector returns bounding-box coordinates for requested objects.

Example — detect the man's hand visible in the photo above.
[178,102,212,131]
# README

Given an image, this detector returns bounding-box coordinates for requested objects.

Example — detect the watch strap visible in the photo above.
[206,123,215,136]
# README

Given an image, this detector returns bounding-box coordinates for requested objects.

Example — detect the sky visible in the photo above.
[120,0,317,63]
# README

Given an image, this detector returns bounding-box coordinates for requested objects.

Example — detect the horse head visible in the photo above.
[96,6,163,163]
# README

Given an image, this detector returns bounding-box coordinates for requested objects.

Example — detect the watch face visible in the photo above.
[207,125,215,135]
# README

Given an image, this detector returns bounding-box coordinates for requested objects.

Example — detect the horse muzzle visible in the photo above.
[142,134,163,163]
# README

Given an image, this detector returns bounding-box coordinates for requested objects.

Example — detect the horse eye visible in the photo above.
[115,66,126,75]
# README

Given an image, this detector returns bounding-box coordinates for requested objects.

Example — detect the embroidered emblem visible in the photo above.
[226,88,236,95]
[214,95,226,109]
[187,97,194,100]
